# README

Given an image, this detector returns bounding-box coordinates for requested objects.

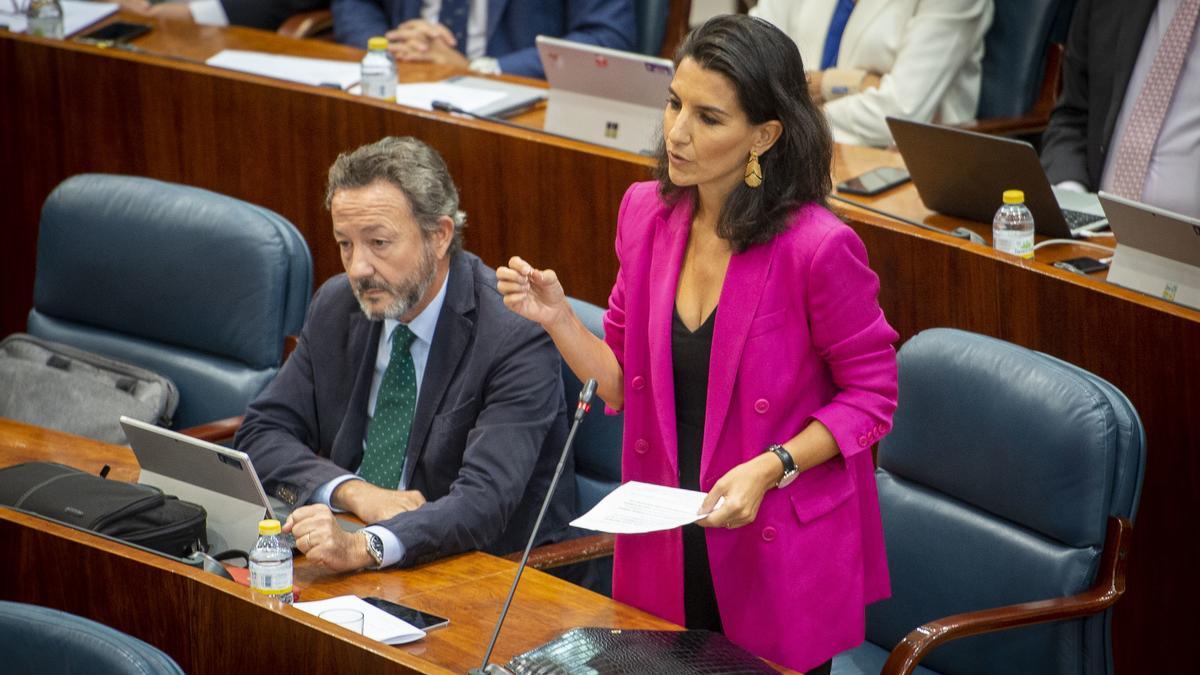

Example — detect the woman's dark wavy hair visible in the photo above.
[653,14,833,252]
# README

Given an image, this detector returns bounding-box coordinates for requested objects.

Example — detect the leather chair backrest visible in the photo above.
[977,0,1073,119]
[0,601,184,674]
[633,0,670,56]
[868,328,1144,675]
[28,174,312,429]
[564,297,623,515]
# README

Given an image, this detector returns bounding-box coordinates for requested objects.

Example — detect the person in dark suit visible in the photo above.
[330,0,636,78]
[1041,0,1200,217]
[235,136,572,572]
[116,0,329,31]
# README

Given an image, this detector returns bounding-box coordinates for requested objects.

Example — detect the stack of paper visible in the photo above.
[294,595,426,645]
[393,82,506,113]
[206,50,361,91]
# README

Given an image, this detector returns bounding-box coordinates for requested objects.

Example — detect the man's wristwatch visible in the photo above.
[767,444,799,488]
[362,530,384,568]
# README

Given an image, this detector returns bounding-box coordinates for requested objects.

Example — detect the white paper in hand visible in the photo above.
[294,595,425,645]
[570,481,720,534]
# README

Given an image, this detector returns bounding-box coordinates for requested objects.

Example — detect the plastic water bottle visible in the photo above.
[249,519,293,605]
[26,0,64,39]
[992,189,1035,259]
[361,36,396,101]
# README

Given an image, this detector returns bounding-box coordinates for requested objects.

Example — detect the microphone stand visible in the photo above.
[469,379,598,675]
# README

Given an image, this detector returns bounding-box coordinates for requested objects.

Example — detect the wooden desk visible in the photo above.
[0,15,651,336]
[5,17,1200,673]
[0,418,678,674]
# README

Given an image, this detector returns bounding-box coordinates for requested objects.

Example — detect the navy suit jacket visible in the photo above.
[235,251,573,567]
[331,0,636,77]
[1040,0,1159,189]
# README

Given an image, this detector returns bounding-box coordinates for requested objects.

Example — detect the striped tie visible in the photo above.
[1109,0,1200,199]
[359,324,418,489]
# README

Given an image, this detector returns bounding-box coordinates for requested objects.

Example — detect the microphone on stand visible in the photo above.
[469,378,598,675]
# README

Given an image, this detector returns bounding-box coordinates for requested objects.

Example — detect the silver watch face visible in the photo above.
[777,469,799,488]
[365,532,384,563]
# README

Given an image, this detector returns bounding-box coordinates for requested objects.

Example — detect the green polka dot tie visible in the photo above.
[360,324,418,489]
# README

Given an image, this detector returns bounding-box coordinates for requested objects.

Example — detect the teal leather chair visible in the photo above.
[515,297,623,595]
[970,0,1076,134]
[28,174,312,430]
[0,601,184,674]
[833,328,1145,675]
[634,0,691,57]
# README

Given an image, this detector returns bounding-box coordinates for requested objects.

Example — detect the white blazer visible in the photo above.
[751,0,994,147]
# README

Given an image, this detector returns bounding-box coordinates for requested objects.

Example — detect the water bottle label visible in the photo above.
[249,561,293,595]
[993,230,1034,259]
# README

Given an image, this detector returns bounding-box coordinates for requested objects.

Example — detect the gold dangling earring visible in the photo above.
[744,151,763,188]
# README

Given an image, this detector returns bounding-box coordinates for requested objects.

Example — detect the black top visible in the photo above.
[671,305,723,633]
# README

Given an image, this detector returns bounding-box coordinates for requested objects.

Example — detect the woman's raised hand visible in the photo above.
[496,256,570,328]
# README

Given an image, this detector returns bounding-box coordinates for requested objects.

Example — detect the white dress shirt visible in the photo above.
[186,0,229,26]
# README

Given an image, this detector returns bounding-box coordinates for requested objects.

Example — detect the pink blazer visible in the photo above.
[603,182,899,672]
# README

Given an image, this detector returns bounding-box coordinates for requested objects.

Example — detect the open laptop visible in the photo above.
[887,117,1109,238]
[536,35,674,155]
[1100,192,1200,311]
[120,417,359,554]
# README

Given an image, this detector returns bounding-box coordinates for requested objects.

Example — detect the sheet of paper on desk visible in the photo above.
[571,481,720,534]
[294,595,426,645]
[393,82,505,112]
[206,50,360,90]
[0,1,118,36]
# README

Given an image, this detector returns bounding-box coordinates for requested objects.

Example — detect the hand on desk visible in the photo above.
[284,504,372,572]
[332,478,427,525]
[385,19,468,68]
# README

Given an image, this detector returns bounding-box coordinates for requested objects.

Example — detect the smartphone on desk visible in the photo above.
[1053,256,1111,275]
[77,21,152,46]
[363,596,450,631]
[837,166,911,196]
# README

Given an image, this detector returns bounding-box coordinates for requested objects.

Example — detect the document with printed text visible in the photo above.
[570,481,721,534]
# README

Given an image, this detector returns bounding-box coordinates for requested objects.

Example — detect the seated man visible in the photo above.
[331,0,636,78]
[1041,0,1199,218]
[116,0,330,31]
[750,0,993,147]
[236,136,573,572]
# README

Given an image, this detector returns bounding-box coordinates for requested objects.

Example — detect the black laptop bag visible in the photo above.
[0,462,207,557]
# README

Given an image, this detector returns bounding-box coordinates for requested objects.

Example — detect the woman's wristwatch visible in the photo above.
[767,444,799,488]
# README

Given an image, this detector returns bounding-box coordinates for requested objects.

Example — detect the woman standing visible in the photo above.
[497,15,898,673]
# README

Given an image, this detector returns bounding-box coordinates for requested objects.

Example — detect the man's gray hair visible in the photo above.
[325,136,467,254]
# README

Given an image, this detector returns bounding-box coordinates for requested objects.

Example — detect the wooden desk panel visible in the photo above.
[0,419,678,674]
[1,23,650,338]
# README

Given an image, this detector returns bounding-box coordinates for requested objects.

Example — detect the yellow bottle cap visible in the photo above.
[258,519,282,536]
[367,37,388,51]
[1003,189,1025,204]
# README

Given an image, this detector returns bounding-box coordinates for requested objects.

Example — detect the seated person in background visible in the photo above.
[330,0,636,78]
[115,0,330,31]
[1041,0,1200,218]
[235,136,573,572]
[749,0,993,147]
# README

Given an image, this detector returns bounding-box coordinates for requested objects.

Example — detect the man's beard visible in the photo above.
[353,241,439,321]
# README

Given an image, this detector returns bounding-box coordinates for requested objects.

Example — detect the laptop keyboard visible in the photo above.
[1063,208,1106,232]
